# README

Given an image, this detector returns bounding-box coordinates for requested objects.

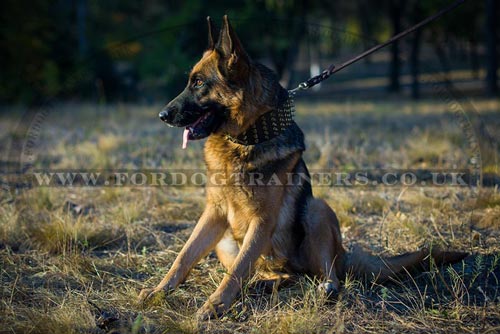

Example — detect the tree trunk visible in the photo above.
[358,0,373,64]
[77,0,88,57]
[410,1,422,99]
[388,0,401,92]
[270,1,306,89]
[434,42,452,86]
[469,39,480,80]
[485,0,498,95]
[410,28,422,99]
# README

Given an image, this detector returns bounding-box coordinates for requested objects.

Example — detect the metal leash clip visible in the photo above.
[289,64,335,95]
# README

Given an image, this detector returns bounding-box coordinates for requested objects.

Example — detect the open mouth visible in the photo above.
[182,111,218,149]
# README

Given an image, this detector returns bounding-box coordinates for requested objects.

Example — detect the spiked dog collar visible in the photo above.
[225,92,295,146]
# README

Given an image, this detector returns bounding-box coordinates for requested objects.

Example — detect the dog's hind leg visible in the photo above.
[300,198,346,297]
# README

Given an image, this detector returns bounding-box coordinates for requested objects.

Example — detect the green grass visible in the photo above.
[1,98,499,333]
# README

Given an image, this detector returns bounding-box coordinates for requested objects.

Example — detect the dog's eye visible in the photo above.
[193,79,204,88]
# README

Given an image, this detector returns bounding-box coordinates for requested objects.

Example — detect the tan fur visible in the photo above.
[138,16,467,320]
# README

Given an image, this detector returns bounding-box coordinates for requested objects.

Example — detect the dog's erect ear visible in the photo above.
[215,15,249,74]
[207,16,218,50]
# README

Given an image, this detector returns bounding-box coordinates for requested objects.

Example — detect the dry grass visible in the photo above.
[1,98,499,333]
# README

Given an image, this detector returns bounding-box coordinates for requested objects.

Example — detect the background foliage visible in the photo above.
[0,0,497,104]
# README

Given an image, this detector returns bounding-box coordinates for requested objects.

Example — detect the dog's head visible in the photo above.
[159,16,272,148]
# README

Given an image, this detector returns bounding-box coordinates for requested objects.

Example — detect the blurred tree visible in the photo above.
[77,0,88,57]
[0,0,494,104]
[265,0,307,88]
[388,0,404,92]
[0,1,77,103]
[425,0,482,85]
[485,0,498,95]
[356,0,385,64]
[233,0,309,88]
[409,0,423,99]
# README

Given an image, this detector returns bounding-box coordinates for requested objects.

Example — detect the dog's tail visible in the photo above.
[344,245,468,282]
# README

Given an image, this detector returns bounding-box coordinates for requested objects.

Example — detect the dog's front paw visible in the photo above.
[196,298,228,321]
[317,281,340,299]
[138,287,166,306]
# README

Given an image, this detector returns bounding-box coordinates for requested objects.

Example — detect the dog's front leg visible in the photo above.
[197,217,273,320]
[138,206,226,303]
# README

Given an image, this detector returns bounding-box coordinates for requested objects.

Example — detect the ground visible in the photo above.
[1,98,499,333]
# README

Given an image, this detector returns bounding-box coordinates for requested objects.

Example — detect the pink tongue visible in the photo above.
[182,128,190,149]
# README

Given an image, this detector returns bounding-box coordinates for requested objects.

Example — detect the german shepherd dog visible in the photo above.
[139,16,466,320]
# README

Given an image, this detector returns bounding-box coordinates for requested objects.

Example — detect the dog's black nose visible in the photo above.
[159,110,169,121]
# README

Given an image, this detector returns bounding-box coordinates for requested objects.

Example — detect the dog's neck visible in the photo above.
[225,89,295,146]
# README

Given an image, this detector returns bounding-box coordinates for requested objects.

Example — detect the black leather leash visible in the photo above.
[227,0,466,146]
[289,0,466,94]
